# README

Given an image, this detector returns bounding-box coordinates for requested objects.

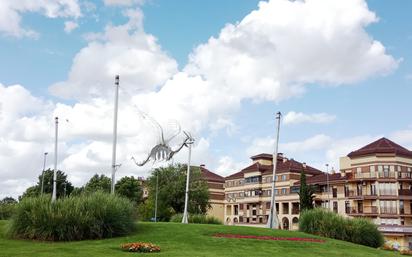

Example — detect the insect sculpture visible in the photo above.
[131,112,193,166]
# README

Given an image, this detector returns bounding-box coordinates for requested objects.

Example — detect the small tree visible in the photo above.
[298,169,314,212]
[84,174,111,193]
[115,176,143,205]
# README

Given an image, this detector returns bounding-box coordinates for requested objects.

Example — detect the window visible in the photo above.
[246,204,249,210]
[275,189,279,195]
[282,188,287,195]
[333,202,338,213]
[345,201,350,214]
[332,188,337,198]
[252,210,257,216]
[234,205,239,215]
[252,204,256,208]
[239,204,244,209]
[282,175,287,181]
[245,176,261,184]
[266,202,270,209]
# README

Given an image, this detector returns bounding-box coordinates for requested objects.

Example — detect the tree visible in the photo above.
[298,169,314,212]
[84,174,111,193]
[19,169,74,200]
[115,176,143,205]
[141,164,210,221]
[1,197,17,204]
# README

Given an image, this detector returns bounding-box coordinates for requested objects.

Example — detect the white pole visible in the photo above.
[268,112,281,229]
[41,152,48,195]
[154,173,158,222]
[182,138,194,224]
[326,164,330,210]
[52,117,58,202]
[111,75,120,194]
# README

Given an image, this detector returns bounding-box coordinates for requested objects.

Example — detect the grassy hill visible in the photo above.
[0,220,400,257]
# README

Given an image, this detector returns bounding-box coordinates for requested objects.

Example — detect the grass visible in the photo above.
[0,220,400,257]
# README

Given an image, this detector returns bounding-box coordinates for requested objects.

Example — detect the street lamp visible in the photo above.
[268,112,281,229]
[41,152,48,195]
[52,117,59,202]
[182,134,195,224]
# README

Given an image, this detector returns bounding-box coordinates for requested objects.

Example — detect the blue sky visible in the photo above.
[0,0,412,198]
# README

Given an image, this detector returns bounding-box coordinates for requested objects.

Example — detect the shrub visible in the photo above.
[170,213,222,224]
[8,192,136,241]
[0,203,16,220]
[300,208,383,248]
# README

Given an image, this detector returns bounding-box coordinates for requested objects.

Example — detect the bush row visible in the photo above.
[0,204,16,220]
[170,213,222,224]
[8,192,136,241]
[299,208,383,248]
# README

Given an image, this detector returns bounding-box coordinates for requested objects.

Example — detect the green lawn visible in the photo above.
[0,220,400,257]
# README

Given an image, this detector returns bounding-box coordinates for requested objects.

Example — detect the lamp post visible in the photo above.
[52,117,59,202]
[326,163,330,210]
[154,172,159,223]
[111,75,120,194]
[41,152,48,195]
[268,112,281,229]
[182,135,195,224]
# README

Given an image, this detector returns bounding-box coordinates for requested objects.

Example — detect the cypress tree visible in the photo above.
[299,169,314,212]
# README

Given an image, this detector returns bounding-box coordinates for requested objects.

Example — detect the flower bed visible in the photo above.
[213,234,325,243]
[121,242,161,253]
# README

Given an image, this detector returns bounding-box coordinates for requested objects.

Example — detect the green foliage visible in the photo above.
[0,204,16,220]
[298,170,314,211]
[139,164,210,221]
[1,197,17,204]
[299,208,383,248]
[115,176,143,205]
[170,213,222,224]
[8,192,136,241]
[84,174,111,193]
[19,169,74,200]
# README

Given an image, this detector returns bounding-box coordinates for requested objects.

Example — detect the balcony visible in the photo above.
[380,207,398,215]
[347,190,377,199]
[378,171,396,179]
[349,206,378,215]
[399,189,412,196]
[398,172,412,180]
[353,173,377,180]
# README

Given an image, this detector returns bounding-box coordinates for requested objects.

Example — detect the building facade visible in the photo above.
[200,165,225,222]
[222,137,412,251]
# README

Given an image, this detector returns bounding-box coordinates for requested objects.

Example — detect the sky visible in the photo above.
[1,0,412,199]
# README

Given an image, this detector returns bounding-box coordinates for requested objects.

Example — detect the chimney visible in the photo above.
[283,156,288,163]
[302,162,307,168]
[200,164,206,168]
[331,167,336,174]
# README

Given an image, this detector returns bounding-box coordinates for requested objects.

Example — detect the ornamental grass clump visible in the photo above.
[170,213,222,224]
[8,192,135,241]
[299,208,383,248]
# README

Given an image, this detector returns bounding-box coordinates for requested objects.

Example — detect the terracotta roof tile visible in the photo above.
[200,166,225,183]
[347,137,412,158]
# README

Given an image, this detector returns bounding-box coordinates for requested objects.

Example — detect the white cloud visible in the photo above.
[104,0,145,6]
[0,0,81,38]
[283,111,336,125]
[215,156,247,176]
[64,20,78,33]
[50,9,177,100]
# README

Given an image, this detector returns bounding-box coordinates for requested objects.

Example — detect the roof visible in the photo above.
[250,153,273,161]
[294,172,347,186]
[225,154,322,180]
[200,166,225,183]
[347,137,412,159]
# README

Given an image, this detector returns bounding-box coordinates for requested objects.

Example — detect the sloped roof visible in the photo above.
[200,166,225,183]
[294,172,347,186]
[347,137,412,159]
[225,154,322,180]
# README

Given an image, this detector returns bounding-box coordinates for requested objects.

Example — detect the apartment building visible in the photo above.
[340,137,412,250]
[200,165,225,222]
[223,137,412,250]
[224,153,323,230]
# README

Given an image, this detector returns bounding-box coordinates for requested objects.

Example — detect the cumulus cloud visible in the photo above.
[50,9,178,100]
[0,0,81,38]
[283,111,336,125]
[104,0,145,6]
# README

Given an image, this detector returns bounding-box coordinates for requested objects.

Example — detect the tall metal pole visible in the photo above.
[182,137,194,224]
[41,152,48,195]
[52,117,58,202]
[111,75,120,194]
[154,173,158,222]
[268,112,281,229]
[326,164,330,210]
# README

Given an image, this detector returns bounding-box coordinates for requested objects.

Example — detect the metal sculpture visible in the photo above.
[131,112,193,166]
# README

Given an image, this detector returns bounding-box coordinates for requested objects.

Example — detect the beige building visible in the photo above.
[222,137,412,251]
[224,153,323,230]
[200,165,225,222]
[339,137,412,250]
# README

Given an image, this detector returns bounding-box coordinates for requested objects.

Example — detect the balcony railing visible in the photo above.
[380,207,398,215]
[399,189,412,196]
[378,171,396,179]
[354,173,377,179]
[347,190,377,197]
[379,190,397,196]
[398,172,412,179]
[349,206,378,214]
